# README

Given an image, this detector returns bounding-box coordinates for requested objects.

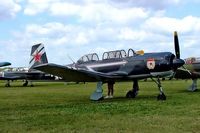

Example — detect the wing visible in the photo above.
[0,76,24,80]
[174,68,200,79]
[34,63,103,82]
[34,63,148,82]
[0,75,24,80]
[0,72,30,80]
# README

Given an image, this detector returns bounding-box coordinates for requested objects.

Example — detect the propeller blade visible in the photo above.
[174,31,180,59]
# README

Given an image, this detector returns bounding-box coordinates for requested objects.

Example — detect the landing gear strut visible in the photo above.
[23,80,28,87]
[126,80,139,98]
[90,81,103,101]
[152,77,166,100]
[30,81,34,87]
[188,79,198,92]
[5,80,10,87]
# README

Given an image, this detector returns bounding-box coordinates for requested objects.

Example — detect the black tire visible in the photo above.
[157,93,166,100]
[5,84,10,87]
[23,82,28,87]
[126,91,136,98]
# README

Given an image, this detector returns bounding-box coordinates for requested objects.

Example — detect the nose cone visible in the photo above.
[173,59,185,68]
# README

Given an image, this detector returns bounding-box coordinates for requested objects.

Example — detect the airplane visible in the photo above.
[0,62,11,67]
[34,31,185,101]
[0,43,58,87]
[174,57,200,91]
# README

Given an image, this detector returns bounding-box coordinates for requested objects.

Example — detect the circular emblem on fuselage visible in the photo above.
[147,58,155,70]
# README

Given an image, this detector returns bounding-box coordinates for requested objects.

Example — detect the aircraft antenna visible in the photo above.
[67,55,75,64]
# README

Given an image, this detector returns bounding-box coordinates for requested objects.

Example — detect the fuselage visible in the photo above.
[67,51,183,81]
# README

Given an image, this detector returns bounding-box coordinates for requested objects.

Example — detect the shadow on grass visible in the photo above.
[0,84,51,88]
[0,82,87,88]
[96,94,165,103]
[174,89,200,94]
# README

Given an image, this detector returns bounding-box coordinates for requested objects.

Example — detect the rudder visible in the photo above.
[29,43,48,70]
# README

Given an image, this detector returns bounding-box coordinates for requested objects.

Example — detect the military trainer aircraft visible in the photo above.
[175,57,200,91]
[34,31,185,101]
[0,43,57,87]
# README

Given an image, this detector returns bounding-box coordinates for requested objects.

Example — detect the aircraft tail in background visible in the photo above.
[29,43,48,70]
[0,62,11,67]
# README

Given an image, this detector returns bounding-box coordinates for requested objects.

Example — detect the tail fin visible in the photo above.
[29,43,48,70]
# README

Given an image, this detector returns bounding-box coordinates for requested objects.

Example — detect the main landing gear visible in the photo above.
[126,80,139,98]
[23,80,34,87]
[5,80,11,87]
[126,78,166,100]
[23,80,28,87]
[90,81,104,101]
[188,79,198,92]
[90,78,166,101]
[5,80,34,87]
[152,77,166,100]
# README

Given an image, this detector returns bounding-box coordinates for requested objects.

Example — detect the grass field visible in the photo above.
[0,80,200,133]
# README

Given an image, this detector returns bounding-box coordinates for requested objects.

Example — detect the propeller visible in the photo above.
[172,31,185,69]
[173,31,191,76]
[174,31,180,59]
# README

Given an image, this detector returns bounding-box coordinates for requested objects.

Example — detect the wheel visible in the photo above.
[126,90,137,98]
[5,84,10,87]
[23,82,28,87]
[157,93,166,100]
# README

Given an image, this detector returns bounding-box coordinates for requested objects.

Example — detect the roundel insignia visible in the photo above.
[147,58,155,70]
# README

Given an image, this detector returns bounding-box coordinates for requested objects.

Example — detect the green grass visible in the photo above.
[0,80,200,133]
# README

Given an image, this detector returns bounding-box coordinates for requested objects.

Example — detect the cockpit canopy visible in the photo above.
[77,53,99,63]
[102,50,126,60]
[77,48,138,63]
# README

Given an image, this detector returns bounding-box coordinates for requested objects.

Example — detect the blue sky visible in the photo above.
[1,0,200,67]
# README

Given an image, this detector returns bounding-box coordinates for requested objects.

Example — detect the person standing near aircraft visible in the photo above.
[105,81,115,98]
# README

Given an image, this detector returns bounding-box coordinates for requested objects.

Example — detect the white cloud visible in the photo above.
[109,0,181,9]
[2,0,200,66]
[142,16,200,34]
[50,2,81,16]
[24,0,58,15]
[25,22,70,37]
[24,0,182,16]
[0,0,21,20]
[43,2,149,25]
[118,28,146,41]
[7,13,200,66]
[24,0,149,24]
